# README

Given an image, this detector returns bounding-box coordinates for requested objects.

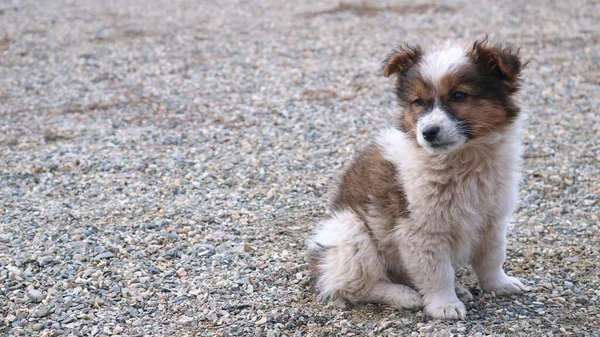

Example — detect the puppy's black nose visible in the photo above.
[422,126,440,141]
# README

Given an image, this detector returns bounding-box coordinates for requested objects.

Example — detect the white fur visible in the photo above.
[416,105,467,153]
[308,116,527,320]
[378,117,526,318]
[418,41,469,88]
[308,210,423,309]
[308,209,382,301]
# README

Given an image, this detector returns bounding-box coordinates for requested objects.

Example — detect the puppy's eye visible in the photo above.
[413,98,424,106]
[450,91,468,102]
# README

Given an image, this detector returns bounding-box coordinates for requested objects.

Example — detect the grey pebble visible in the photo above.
[166,232,179,240]
[0,233,14,242]
[27,289,44,302]
[36,304,51,318]
[94,251,115,259]
[38,256,58,266]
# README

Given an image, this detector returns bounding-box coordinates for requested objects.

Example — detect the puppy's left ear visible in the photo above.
[470,38,523,92]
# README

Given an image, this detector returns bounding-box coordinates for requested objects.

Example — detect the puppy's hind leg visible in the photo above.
[309,210,423,308]
[455,282,474,303]
[308,210,422,309]
[308,210,381,302]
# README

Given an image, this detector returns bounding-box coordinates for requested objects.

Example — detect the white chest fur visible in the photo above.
[378,126,522,266]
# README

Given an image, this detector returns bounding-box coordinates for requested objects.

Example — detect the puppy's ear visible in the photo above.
[470,38,523,91]
[382,44,422,78]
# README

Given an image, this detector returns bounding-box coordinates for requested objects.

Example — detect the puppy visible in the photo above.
[307,39,527,320]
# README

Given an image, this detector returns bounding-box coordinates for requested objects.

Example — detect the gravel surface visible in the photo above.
[1,0,599,336]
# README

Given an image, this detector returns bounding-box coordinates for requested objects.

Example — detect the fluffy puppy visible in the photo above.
[307,39,528,320]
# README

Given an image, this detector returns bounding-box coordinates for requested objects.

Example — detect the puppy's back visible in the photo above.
[331,145,409,230]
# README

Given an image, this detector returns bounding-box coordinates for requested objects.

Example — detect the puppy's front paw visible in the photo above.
[425,300,466,320]
[482,275,528,296]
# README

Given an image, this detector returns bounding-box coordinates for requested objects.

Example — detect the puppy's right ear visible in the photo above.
[382,44,422,78]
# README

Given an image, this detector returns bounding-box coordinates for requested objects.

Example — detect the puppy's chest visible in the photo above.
[404,161,505,229]
[403,166,504,266]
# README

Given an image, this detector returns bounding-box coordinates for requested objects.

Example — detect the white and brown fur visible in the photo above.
[307,39,528,320]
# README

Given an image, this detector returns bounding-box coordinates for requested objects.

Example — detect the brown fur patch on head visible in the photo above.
[469,37,523,94]
[444,92,511,138]
[437,70,516,137]
[388,40,523,141]
[396,78,432,139]
[398,109,418,140]
[382,44,422,78]
[462,100,511,138]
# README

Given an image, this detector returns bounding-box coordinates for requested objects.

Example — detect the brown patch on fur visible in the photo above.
[332,145,409,231]
[460,99,512,138]
[439,74,477,97]
[397,79,431,139]
[399,112,418,140]
[407,77,433,100]
[438,71,513,137]
[398,108,420,140]
[469,38,523,94]
[383,45,422,78]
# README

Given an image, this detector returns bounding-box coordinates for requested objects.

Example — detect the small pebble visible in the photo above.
[94,251,115,259]
[176,267,187,277]
[38,256,57,266]
[27,289,44,302]
[36,304,51,317]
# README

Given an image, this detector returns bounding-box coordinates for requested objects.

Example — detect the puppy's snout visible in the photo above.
[422,126,440,142]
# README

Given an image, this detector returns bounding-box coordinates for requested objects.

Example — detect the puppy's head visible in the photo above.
[383,38,523,153]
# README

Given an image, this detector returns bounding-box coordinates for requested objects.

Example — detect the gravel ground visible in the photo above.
[1,0,599,336]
